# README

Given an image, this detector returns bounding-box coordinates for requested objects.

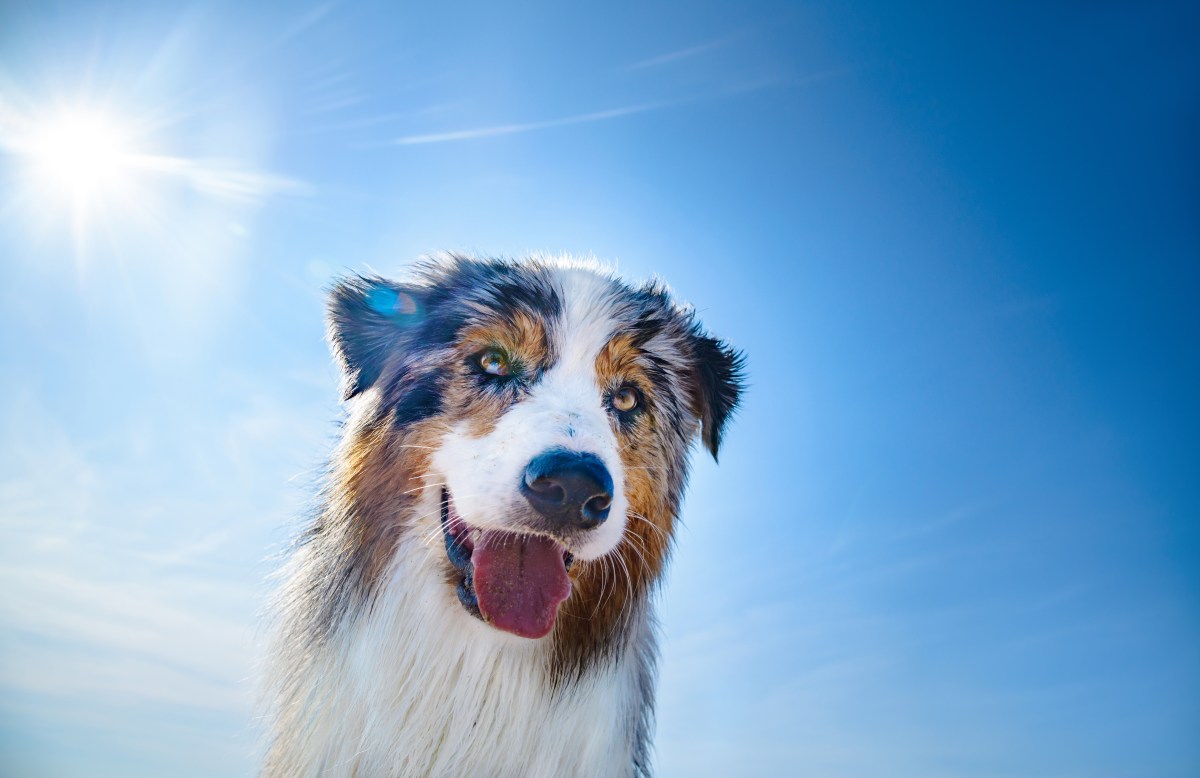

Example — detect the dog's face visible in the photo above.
[327,256,742,642]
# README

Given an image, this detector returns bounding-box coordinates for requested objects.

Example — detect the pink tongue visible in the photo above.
[472,530,571,639]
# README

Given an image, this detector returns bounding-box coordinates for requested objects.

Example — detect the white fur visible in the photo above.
[279,491,646,778]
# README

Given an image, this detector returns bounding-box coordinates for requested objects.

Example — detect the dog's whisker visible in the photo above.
[614,544,636,608]
[596,555,614,619]
[626,511,669,542]
[621,528,653,572]
[394,481,454,498]
[586,555,607,619]
[411,492,499,549]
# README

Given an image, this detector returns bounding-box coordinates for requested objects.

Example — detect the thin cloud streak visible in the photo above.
[390,73,841,147]
[392,102,667,146]
[624,36,736,71]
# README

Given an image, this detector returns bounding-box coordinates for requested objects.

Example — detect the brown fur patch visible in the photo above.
[548,333,681,680]
[453,313,553,439]
[332,409,449,598]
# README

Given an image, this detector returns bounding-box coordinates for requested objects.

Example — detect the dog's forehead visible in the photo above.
[550,266,625,364]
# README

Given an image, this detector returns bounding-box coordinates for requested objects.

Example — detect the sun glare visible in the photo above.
[2,94,303,264]
[27,110,135,200]
[1,104,161,257]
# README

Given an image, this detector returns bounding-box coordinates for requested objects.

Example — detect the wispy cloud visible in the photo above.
[392,102,667,146]
[0,366,333,778]
[274,2,335,48]
[0,384,327,719]
[623,36,738,71]
[303,101,468,136]
[389,72,840,147]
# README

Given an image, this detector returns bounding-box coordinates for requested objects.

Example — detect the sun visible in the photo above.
[2,96,303,262]
[0,103,161,257]
[25,109,137,202]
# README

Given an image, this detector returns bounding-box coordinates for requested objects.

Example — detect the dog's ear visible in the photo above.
[327,275,426,400]
[688,330,746,461]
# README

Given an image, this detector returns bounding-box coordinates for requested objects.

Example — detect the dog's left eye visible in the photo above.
[611,386,640,413]
[478,348,511,377]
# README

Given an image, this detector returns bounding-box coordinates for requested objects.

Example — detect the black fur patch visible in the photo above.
[328,255,562,402]
[629,279,746,460]
[327,276,427,400]
[688,329,746,460]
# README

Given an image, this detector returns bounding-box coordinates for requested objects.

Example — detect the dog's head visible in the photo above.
[327,255,743,641]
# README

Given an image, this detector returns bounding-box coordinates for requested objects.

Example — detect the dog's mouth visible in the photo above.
[440,488,573,639]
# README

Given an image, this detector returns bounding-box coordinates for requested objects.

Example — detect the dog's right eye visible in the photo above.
[478,348,511,377]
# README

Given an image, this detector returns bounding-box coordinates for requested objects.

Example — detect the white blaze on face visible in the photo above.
[432,266,628,560]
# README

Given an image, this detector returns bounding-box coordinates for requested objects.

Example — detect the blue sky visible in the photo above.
[1,1,1197,776]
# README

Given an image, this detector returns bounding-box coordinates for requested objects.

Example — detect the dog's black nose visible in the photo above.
[520,449,613,531]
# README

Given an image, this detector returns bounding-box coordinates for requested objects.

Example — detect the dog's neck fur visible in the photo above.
[263,488,658,778]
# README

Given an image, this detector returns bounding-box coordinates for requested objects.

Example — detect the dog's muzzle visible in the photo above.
[439,449,614,639]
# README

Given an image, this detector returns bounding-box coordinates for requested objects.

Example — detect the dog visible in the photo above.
[262,254,744,777]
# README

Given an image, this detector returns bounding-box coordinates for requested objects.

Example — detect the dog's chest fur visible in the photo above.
[274,533,652,778]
